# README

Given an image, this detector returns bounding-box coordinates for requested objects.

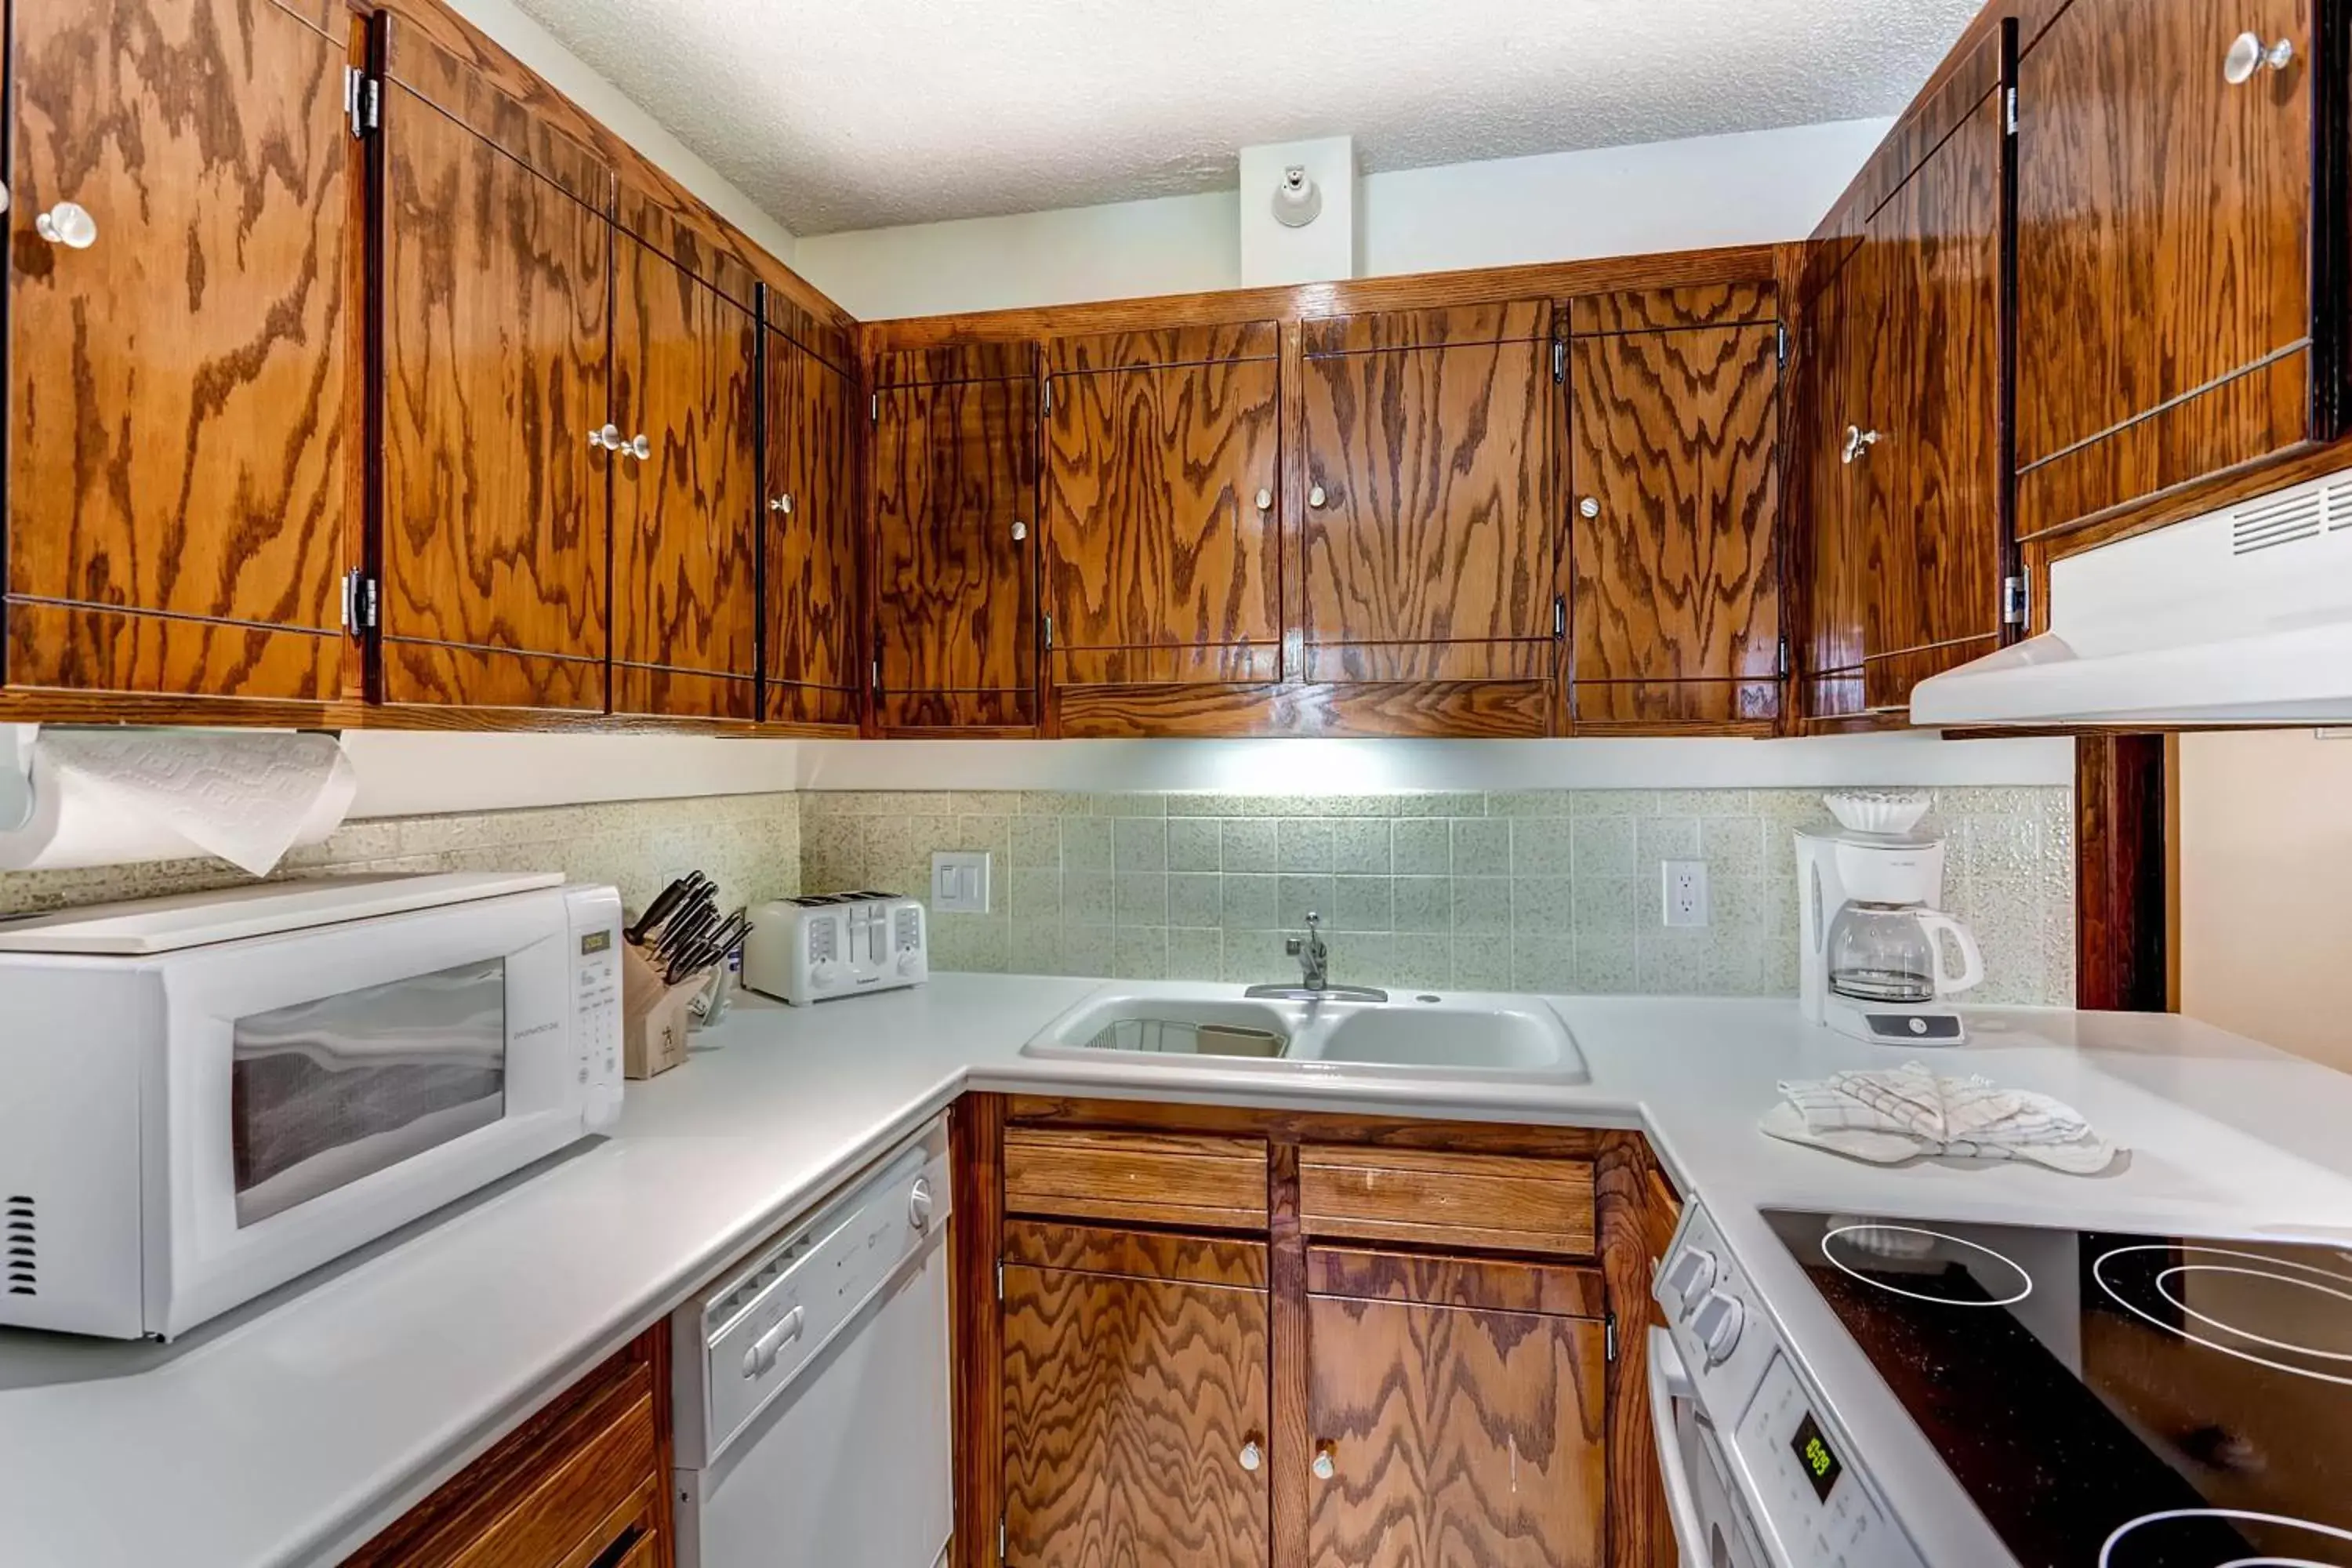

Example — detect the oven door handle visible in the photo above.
[1646,1327,1711,1566]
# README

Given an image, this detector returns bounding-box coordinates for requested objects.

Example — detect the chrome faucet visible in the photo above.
[1287,912,1329,990]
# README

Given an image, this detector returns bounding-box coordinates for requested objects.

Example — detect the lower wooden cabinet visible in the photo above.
[348,1322,673,1568]
[1307,1250,1608,1568]
[1000,1222,1272,1567]
[963,1098,1671,1568]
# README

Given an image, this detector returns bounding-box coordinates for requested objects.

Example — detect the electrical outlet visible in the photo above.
[931,851,992,915]
[1662,860,1710,928]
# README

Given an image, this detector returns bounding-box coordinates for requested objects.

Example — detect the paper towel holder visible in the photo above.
[0,724,33,835]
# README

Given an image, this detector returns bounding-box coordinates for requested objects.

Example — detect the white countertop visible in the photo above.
[5,976,2352,1568]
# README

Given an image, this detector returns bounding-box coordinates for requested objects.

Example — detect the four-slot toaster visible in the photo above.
[742,892,927,1005]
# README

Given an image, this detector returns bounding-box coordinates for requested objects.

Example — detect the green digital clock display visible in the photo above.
[1789,1410,1843,1502]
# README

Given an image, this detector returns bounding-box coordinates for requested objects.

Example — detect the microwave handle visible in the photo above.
[1646,1327,1711,1566]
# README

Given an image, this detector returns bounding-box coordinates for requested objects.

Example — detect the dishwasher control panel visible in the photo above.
[674,1116,952,1468]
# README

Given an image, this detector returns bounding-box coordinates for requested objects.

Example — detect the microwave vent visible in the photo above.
[2231,487,2328,555]
[5,1196,34,1296]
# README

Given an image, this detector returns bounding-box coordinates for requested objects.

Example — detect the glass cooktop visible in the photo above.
[1766,1208,2352,1567]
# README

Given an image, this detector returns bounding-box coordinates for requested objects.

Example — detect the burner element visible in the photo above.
[2092,1246,2352,1388]
[1820,1223,2033,1307]
[2097,1507,2352,1567]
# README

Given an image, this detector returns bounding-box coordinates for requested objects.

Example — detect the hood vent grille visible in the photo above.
[2232,487,2328,554]
[5,1196,34,1296]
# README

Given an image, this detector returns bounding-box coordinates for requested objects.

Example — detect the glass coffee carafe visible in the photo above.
[1825,901,1984,1004]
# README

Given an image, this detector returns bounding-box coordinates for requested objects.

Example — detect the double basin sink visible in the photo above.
[1022,980,1588,1084]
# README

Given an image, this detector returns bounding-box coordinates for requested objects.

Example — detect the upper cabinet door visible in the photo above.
[378,23,615,714]
[1043,325,1282,691]
[1861,62,2006,711]
[2015,0,2318,539]
[1300,303,1555,686]
[7,0,359,702]
[610,230,760,720]
[870,346,1041,733]
[1797,260,1871,724]
[764,332,862,729]
[1566,285,1782,733]
[1305,1283,1606,1568]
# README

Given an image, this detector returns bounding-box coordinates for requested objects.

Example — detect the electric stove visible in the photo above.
[1766,1208,2352,1566]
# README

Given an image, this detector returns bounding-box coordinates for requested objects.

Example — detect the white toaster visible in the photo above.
[743,892,928,1004]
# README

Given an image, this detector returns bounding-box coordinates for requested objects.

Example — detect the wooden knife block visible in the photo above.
[620,940,707,1080]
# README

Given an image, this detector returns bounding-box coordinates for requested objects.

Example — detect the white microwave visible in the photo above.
[0,872,624,1340]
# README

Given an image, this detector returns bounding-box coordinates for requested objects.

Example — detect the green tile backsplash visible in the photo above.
[802,786,2077,1004]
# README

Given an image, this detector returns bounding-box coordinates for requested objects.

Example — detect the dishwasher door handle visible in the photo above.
[744,1306,805,1378]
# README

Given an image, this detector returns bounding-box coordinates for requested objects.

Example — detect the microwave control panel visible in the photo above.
[566,885,624,1128]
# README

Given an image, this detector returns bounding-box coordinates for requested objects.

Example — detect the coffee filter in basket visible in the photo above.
[1823,789,1932,836]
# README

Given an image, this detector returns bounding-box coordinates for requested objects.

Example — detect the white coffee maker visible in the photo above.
[1795,790,1985,1046]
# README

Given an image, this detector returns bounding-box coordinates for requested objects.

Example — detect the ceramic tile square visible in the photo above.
[1221,874,1277,932]
[1115,873,1168,925]
[1450,818,1510,877]
[1332,818,1392,875]
[1393,791,1486,817]
[1167,927,1223,981]
[1392,877,1451,934]
[1115,926,1169,978]
[1063,872,1116,925]
[1167,873,1221,930]
[1390,818,1448,877]
[1700,815,1767,876]
[1571,817,1637,878]
[1636,817,1702,866]
[1224,931,1293,985]
[1062,924,1115,978]
[1327,932,1394,981]
[1511,933,1576,993]
[1489,790,1573,816]
[1167,818,1221,873]
[1573,933,1639,993]
[1452,877,1509,935]
[1010,816,1061,869]
[1009,922,1062,976]
[1277,874,1337,929]
[1278,818,1334,872]
[1113,817,1168,872]
[1221,818,1279,872]
[1512,877,1575,928]
[1060,817,1114,872]
[1331,876,1392,933]
[1007,869,1062,920]
[1386,935,1454,990]
[1570,790,1659,818]
[1451,936,1514,990]
[1509,817,1577,875]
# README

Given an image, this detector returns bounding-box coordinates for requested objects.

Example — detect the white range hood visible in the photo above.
[1911,467,2352,726]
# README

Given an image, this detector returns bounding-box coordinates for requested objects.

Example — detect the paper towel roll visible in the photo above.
[0,729,358,876]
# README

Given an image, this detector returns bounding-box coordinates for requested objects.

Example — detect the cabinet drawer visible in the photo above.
[1003,1127,1268,1231]
[1298,1145,1595,1257]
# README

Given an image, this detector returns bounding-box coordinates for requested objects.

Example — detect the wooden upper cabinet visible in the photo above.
[764,332,862,729]
[1565,285,1782,733]
[1001,1224,1269,1568]
[1797,260,1871,724]
[1299,303,1556,688]
[1042,325,1283,693]
[378,21,615,715]
[2014,0,2321,540]
[609,227,760,720]
[870,346,1041,732]
[5,0,360,702]
[1305,1251,1607,1568]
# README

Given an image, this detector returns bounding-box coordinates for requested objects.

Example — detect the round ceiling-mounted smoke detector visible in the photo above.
[1271,165,1323,229]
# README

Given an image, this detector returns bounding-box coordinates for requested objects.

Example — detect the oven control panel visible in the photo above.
[1658,1204,1922,1568]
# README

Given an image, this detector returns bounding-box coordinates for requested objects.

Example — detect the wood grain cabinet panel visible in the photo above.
[870,348,1040,731]
[1004,1127,1269,1232]
[1305,1288,1606,1568]
[5,0,359,700]
[1299,303,1556,701]
[1002,1243,1271,1568]
[1797,253,1871,723]
[2014,0,2320,540]
[1565,288,1782,732]
[1298,1146,1595,1257]
[379,29,614,713]
[764,332,862,728]
[610,230,759,720]
[1043,324,1283,694]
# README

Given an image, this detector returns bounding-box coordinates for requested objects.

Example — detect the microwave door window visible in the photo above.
[230,957,509,1227]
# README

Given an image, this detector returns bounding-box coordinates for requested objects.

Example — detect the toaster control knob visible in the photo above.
[812,959,842,987]
[895,949,921,976]
[1664,1248,1719,1316]
[1693,1291,1745,1367]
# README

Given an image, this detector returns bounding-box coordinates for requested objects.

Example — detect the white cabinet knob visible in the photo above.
[2224,31,2295,84]
[1308,485,1327,509]
[624,434,651,461]
[1010,520,1029,542]
[0,183,10,216]
[1239,1439,1262,1472]
[770,494,794,515]
[1254,488,1272,511]
[1840,425,1882,465]
[1578,496,1600,520]
[1311,1447,1336,1481]
[36,201,96,249]
[588,423,621,451]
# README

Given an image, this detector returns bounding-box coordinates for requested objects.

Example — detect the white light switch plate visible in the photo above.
[1662,861,1710,928]
[931,851,992,914]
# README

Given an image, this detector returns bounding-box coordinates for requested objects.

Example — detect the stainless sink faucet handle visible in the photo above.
[1286,912,1330,991]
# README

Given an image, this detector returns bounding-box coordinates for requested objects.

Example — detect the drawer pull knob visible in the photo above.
[1239,1438,1262,1472]
[1311,1443,1336,1481]
[2224,31,2295,84]
[35,201,96,249]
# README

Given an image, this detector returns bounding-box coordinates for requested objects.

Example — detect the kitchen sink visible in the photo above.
[1022,982,1588,1083]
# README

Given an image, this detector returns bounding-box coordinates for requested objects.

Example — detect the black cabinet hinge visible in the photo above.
[1042,377,1053,418]
[344,66,380,140]
[870,392,879,424]
[1605,1311,1618,1363]
[1777,322,1789,368]
[1042,615,1054,652]
[340,570,378,634]
[2005,86,2019,136]
[1552,594,1566,641]
[1552,339,1566,384]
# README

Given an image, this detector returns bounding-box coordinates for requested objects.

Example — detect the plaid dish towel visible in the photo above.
[1765,1061,2118,1174]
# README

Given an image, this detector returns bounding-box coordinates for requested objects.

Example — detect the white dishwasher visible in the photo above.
[673,1117,954,1568]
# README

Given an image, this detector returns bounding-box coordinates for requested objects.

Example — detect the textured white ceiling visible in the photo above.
[508,0,1984,235]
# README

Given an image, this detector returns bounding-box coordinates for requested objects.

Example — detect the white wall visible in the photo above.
[794,117,1892,320]
[441,0,798,263]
